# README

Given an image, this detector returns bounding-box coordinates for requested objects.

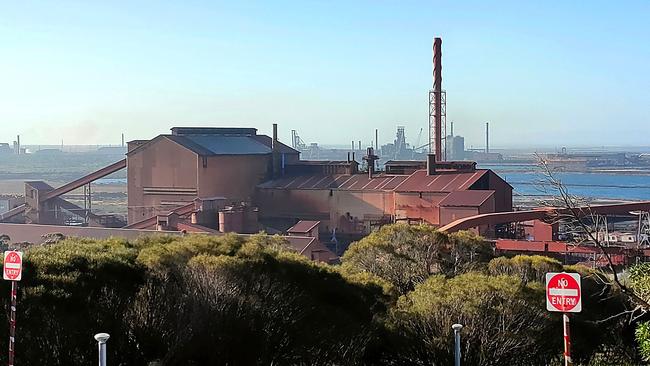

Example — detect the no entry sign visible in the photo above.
[3,251,23,281]
[546,272,581,313]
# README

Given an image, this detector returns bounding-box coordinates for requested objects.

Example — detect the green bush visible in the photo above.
[0,226,642,365]
[341,224,493,294]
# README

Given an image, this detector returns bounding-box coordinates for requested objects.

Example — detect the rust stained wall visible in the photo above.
[256,188,392,234]
[256,189,331,221]
[331,191,392,233]
[394,192,446,225]
[439,196,495,226]
[439,195,495,235]
[198,155,271,203]
[127,138,198,223]
[487,170,512,212]
[439,207,479,227]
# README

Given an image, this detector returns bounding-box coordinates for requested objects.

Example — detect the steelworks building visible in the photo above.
[125,125,512,238]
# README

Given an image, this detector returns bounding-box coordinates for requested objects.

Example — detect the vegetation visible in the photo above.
[340,224,493,294]
[0,224,644,365]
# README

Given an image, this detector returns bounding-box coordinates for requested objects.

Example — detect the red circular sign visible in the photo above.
[547,273,581,312]
[3,252,22,281]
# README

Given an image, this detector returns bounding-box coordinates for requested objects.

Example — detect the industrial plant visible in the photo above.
[1,37,649,266]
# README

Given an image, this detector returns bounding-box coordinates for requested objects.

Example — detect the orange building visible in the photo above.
[256,158,512,236]
[126,125,512,239]
[127,126,298,224]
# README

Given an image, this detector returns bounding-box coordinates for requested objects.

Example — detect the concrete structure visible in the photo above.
[0,196,23,216]
[126,126,298,224]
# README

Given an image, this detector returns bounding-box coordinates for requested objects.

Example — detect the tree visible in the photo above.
[388,272,557,366]
[490,257,638,364]
[341,223,493,294]
[629,263,650,361]
[536,155,650,361]
[127,233,389,365]
[0,234,9,251]
[488,255,563,283]
[536,154,650,312]
[3,237,145,365]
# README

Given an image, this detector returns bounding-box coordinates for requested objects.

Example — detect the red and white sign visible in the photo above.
[3,251,23,281]
[546,272,581,313]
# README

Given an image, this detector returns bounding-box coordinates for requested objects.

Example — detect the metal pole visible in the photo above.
[8,281,17,366]
[94,333,110,366]
[452,323,463,366]
[563,314,572,366]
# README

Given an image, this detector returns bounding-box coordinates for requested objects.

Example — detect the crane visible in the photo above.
[412,128,423,159]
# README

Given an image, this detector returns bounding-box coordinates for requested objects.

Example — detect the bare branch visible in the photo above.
[534,153,650,310]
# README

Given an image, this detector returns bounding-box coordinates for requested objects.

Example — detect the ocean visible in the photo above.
[481,164,650,201]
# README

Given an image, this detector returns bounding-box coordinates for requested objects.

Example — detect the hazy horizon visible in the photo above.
[1,1,648,148]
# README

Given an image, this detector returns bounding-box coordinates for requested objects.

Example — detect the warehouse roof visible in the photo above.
[258,169,491,193]
[288,220,320,233]
[395,170,487,192]
[258,173,410,191]
[127,130,298,156]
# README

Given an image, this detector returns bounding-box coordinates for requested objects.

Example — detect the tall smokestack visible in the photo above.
[272,123,279,177]
[17,135,20,155]
[485,122,489,154]
[375,129,378,152]
[427,154,436,175]
[432,37,442,161]
[272,123,278,149]
[121,133,125,148]
[450,122,454,137]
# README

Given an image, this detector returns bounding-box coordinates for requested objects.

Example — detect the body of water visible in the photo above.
[95,168,650,201]
[95,178,127,185]
[481,165,650,201]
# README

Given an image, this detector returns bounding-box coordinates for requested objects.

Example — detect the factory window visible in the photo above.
[202,156,208,168]
[329,189,333,197]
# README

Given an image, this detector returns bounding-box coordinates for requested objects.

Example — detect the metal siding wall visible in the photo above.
[127,138,198,224]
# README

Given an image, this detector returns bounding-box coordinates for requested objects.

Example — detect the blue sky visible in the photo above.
[0,0,648,148]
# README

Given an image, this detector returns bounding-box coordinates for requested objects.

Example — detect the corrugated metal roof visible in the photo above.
[128,132,298,156]
[258,169,488,193]
[288,220,320,233]
[258,174,410,191]
[184,135,272,155]
[250,135,300,155]
[393,170,487,192]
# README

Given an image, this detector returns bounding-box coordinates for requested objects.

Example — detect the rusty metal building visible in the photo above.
[126,126,298,224]
[256,155,512,236]
[2,122,512,245]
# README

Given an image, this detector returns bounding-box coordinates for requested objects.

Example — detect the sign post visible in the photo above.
[4,251,23,366]
[546,272,582,366]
